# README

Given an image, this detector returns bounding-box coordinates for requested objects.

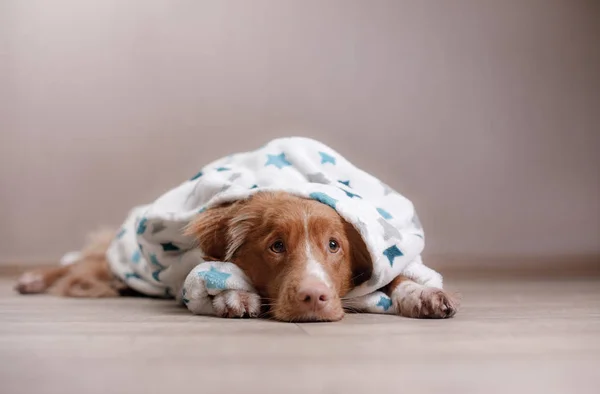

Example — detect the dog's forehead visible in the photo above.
[248,200,341,234]
[278,199,341,223]
[304,200,344,223]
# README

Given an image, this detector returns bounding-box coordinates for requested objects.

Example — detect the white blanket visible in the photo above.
[106,137,443,315]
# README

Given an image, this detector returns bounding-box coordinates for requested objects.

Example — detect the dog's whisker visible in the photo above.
[349,272,365,282]
[343,306,361,314]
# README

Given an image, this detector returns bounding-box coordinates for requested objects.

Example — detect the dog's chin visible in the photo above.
[271,307,345,323]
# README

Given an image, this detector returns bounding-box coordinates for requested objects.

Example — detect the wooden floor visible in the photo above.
[1,275,599,394]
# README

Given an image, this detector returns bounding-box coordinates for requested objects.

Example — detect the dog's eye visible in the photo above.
[270,240,286,253]
[328,239,340,253]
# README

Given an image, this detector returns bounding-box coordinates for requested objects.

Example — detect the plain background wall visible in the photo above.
[1,0,599,264]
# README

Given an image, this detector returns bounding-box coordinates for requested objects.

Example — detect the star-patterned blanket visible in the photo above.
[106,137,443,315]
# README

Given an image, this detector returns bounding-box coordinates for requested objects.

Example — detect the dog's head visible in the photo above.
[185,191,372,321]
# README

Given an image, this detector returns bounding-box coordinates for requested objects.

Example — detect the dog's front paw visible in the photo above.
[15,271,47,294]
[393,284,458,319]
[212,290,261,318]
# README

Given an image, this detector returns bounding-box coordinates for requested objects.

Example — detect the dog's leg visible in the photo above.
[50,256,123,298]
[51,274,121,298]
[383,274,458,318]
[15,266,69,294]
[16,257,124,298]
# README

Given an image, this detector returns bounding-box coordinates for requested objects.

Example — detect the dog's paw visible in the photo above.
[212,290,261,318]
[393,284,458,319]
[15,271,47,294]
[418,288,458,318]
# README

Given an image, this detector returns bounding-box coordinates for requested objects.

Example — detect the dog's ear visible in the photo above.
[344,221,373,287]
[184,202,241,261]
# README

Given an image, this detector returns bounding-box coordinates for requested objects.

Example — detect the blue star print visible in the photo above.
[383,245,403,266]
[136,218,147,234]
[124,272,142,280]
[265,153,292,169]
[339,188,361,199]
[131,249,141,263]
[309,192,338,209]
[377,208,393,219]
[181,288,189,305]
[376,295,393,311]
[216,167,230,172]
[250,184,258,189]
[116,228,126,239]
[149,253,165,269]
[319,151,336,165]
[190,171,203,181]
[338,180,350,187]
[152,269,162,282]
[161,242,180,252]
[198,266,231,290]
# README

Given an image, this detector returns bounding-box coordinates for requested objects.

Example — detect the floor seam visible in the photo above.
[295,323,310,336]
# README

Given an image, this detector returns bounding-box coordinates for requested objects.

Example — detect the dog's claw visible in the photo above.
[393,286,459,319]
[15,272,46,294]
[212,290,261,318]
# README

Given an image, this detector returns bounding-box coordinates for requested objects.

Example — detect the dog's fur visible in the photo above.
[16,192,458,321]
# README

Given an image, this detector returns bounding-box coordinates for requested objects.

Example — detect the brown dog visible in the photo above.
[16,192,458,321]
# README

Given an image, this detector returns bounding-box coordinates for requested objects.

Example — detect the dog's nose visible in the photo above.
[296,279,333,311]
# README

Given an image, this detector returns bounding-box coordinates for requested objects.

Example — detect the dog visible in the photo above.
[15,191,458,322]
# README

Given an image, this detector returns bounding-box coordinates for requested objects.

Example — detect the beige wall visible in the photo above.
[1,0,599,264]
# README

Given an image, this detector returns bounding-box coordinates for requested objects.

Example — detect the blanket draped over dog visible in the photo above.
[106,137,443,315]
